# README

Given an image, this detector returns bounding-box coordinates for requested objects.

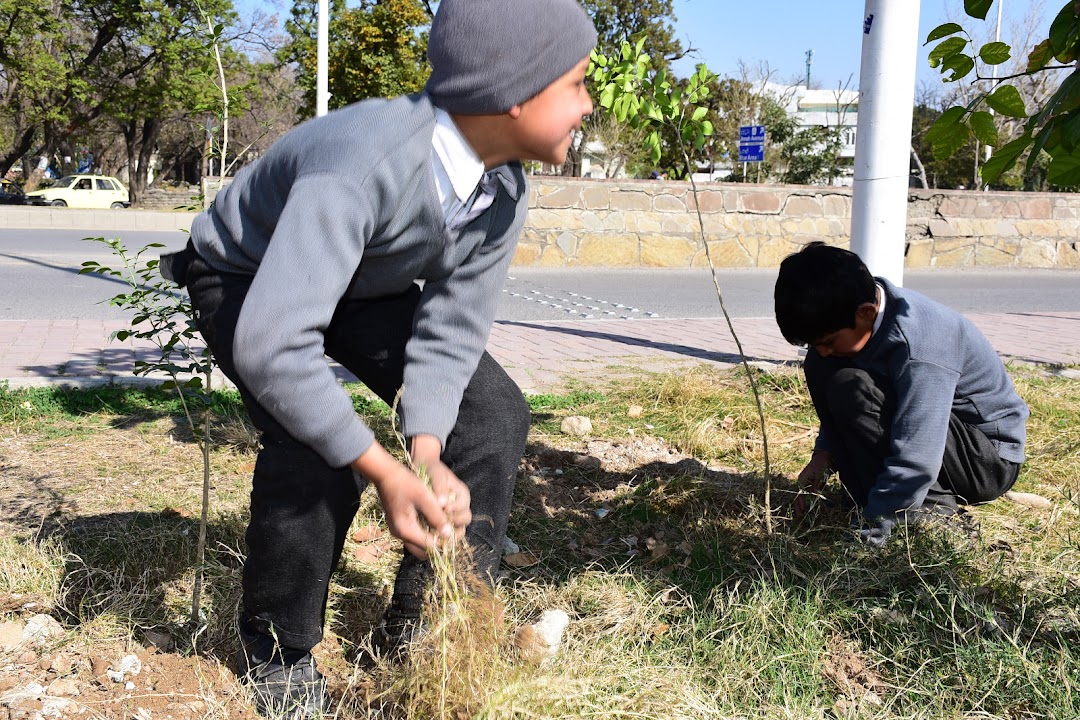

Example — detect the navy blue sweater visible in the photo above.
[813,279,1028,522]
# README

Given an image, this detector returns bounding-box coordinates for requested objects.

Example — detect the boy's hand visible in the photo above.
[794,450,833,518]
[409,435,472,537]
[352,441,453,559]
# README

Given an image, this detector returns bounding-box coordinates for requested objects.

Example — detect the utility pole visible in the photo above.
[850,0,920,286]
[805,49,814,87]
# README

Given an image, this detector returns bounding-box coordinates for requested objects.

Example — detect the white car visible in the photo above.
[26,175,130,209]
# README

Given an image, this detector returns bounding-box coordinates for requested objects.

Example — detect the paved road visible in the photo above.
[2,227,1078,392]
[3,229,1080,322]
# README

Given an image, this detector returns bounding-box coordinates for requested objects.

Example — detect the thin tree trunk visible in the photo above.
[910,144,928,189]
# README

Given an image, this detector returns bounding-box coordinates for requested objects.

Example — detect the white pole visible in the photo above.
[983,0,1003,187]
[316,0,329,117]
[850,0,921,286]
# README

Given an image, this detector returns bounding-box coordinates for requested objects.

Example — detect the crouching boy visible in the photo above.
[773,242,1028,546]
[160,0,596,715]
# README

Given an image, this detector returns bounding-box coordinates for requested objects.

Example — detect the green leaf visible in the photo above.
[925,23,964,44]
[691,106,708,122]
[980,133,1032,183]
[928,37,968,68]
[969,111,999,145]
[1026,123,1057,174]
[599,84,616,109]
[925,106,967,144]
[1049,1,1080,62]
[1060,109,1080,150]
[964,0,994,20]
[1046,145,1080,185]
[932,121,972,161]
[941,53,975,82]
[701,120,715,136]
[1027,39,1056,72]
[979,41,1011,65]
[985,84,1028,118]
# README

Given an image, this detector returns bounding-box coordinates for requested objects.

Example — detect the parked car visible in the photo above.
[0,178,26,205]
[25,175,130,208]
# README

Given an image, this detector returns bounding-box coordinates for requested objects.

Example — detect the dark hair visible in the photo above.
[773,242,877,346]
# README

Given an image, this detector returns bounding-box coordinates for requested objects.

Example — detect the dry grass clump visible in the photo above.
[387,544,513,718]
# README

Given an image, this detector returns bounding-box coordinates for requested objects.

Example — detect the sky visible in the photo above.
[669,0,1055,94]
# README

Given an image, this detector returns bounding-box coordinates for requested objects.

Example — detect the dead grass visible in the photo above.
[0,365,1078,718]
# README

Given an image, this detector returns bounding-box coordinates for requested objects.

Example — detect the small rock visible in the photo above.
[143,630,173,652]
[514,609,570,659]
[502,536,521,555]
[0,681,45,703]
[23,614,63,646]
[41,696,74,718]
[0,620,25,651]
[1004,491,1052,510]
[125,681,136,691]
[560,415,593,436]
[571,454,601,471]
[627,405,644,418]
[107,654,142,683]
[46,678,79,697]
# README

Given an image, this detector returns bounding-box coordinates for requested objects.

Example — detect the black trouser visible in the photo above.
[803,351,1018,515]
[182,251,530,651]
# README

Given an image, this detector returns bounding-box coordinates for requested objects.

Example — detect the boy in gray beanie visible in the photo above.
[161,0,596,716]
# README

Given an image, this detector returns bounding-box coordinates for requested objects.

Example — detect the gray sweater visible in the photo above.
[189,93,528,468]
[814,279,1028,521]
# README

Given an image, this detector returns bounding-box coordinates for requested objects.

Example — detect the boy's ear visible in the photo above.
[855,302,878,325]
[508,105,522,119]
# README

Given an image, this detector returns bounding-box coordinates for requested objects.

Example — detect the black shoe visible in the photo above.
[236,625,330,719]
[372,554,431,660]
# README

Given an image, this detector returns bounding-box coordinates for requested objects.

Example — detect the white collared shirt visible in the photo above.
[872,282,887,336]
[430,108,485,222]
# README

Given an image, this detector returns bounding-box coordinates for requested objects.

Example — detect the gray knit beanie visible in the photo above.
[426,0,598,115]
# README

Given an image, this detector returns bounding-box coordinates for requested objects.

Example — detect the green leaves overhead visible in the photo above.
[924,1,1080,189]
[928,37,968,69]
[925,23,963,44]
[984,84,1028,118]
[978,41,1011,65]
[964,0,995,20]
[968,110,999,146]
[588,41,715,167]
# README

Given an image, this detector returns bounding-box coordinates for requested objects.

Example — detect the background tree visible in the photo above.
[280,0,429,119]
[567,0,684,176]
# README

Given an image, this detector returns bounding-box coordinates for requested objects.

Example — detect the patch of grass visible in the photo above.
[0,365,1077,718]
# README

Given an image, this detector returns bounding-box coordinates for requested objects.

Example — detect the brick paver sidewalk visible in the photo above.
[2,312,1078,394]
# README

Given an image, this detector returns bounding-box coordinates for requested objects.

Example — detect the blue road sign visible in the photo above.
[738,143,765,163]
[739,125,766,143]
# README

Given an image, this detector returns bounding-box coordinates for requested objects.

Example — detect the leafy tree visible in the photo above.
[0,0,255,201]
[566,0,683,176]
[103,0,242,204]
[923,0,1077,188]
[281,0,429,119]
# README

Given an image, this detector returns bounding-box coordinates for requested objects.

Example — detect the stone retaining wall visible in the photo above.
[4,179,1078,269]
[518,178,1080,269]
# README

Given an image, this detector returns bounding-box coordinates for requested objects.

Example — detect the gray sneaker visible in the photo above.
[236,626,330,719]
